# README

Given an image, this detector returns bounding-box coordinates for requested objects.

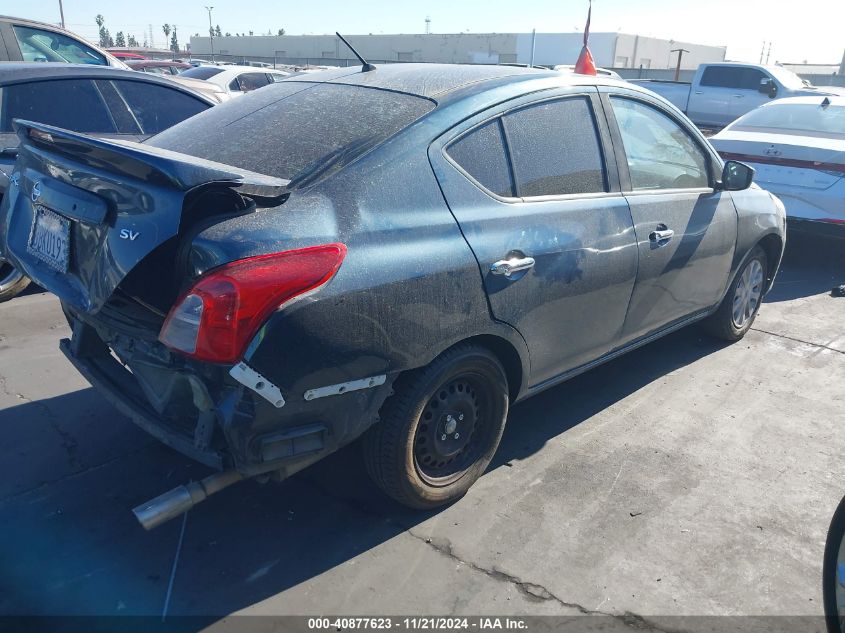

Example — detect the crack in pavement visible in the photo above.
[0,441,159,505]
[294,475,685,633]
[750,327,845,355]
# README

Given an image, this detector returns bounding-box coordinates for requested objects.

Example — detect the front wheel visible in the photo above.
[703,246,768,341]
[0,259,30,303]
[363,345,509,509]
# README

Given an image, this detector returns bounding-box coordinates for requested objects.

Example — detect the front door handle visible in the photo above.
[490,256,535,277]
[649,227,675,244]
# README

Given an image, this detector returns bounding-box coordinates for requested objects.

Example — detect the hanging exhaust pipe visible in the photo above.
[132,470,244,530]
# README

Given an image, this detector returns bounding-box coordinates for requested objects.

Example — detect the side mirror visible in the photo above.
[758,78,778,98]
[719,160,755,191]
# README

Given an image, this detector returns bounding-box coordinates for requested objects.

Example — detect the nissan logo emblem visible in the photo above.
[31,181,42,203]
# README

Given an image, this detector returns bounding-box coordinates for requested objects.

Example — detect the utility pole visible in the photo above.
[58,0,65,28]
[205,6,215,62]
[765,42,772,64]
[425,16,431,35]
[671,47,689,81]
[759,41,766,64]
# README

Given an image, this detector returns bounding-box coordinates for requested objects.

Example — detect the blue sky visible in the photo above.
[10,0,845,64]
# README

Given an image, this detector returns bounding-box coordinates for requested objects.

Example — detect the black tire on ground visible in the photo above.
[363,345,509,509]
[0,265,30,303]
[703,245,768,342]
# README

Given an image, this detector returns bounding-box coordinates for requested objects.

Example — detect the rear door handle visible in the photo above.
[649,228,675,243]
[491,256,535,277]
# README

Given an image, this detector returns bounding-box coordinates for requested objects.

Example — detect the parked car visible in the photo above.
[0,15,127,68]
[0,64,785,528]
[630,62,840,128]
[178,64,290,96]
[710,96,844,235]
[107,51,146,61]
[127,59,192,75]
[0,63,216,301]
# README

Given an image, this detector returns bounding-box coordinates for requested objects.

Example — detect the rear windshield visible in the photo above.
[732,102,845,139]
[148,82,436,183]
[179,66,225,80]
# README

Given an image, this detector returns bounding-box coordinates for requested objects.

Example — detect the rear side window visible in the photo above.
[446,120,514,197]
[1,79,115,133]
[110,80,209,134]
[148,82,435,182]
[234,73,271,92]
[700,66,765,90]
[503,97,607,197]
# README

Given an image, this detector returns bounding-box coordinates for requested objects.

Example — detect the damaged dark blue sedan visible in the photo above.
[0,64,786,528]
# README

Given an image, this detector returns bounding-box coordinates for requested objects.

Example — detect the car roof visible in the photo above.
[211,65,288,77]
[286,62,626,99]
[0,62,216,102]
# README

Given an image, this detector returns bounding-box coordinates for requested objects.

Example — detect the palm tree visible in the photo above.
[162,23,171,41]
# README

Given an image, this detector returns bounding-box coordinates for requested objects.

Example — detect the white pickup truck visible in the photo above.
[630,62,841,128]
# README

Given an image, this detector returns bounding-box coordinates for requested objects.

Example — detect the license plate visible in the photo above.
[27,205,70,273]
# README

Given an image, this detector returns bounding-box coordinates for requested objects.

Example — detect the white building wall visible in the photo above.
[190,32,726,69]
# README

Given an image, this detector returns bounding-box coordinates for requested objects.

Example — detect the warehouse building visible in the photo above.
[188,32,726,70]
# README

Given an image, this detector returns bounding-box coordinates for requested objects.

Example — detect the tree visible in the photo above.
[115,31,125,47]
[215,25,222,37]
[248,30,253,36]
[127,34,138,47]
[225,32,231,37]
[277,28,285,36]
[162,23,171,41]
[170,27,179,53]
[95,14,110,48]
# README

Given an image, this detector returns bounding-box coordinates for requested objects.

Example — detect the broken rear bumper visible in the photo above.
[60,337,226,470]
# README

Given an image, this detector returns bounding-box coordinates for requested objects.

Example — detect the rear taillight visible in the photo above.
[159,243,346,363]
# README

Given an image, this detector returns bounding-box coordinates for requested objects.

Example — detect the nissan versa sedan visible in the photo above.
[0,64,785,528]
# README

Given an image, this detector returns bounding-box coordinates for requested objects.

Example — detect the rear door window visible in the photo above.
[13,25,107,65]
[700,66,743,88]
[109,80,209,134]
[235,73,271,92]
[1,79,115,133]
[503,97,607,197]
[446,120,514,197]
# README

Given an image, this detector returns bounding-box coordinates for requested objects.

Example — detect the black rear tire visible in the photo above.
[363,345,509,509]
[703,245,768,342]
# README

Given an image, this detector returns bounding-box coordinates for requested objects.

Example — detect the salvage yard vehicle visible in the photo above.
[631,62,840,129]
[0,63,216,302]
[710,96,845,237]
[0,64,786,528]
[178,64,290,96]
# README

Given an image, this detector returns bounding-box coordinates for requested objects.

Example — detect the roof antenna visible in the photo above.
[336,32,376,72]
[821,96,831,109]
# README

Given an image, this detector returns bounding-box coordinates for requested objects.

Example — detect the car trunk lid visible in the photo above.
[0,120,289,314]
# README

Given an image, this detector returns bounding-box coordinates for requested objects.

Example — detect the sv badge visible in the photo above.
[119,229,140,241]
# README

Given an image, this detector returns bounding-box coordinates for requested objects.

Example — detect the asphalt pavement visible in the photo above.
[1,232,843,626]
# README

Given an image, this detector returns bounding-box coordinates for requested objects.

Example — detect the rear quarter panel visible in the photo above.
[187,118,530,404]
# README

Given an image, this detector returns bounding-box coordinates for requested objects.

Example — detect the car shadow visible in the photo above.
[764,230,845,303]
[0,326,726,618]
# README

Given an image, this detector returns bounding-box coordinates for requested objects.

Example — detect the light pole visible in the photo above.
[671,47,689,81]
[58,0,65,28]
[205,6,215,62]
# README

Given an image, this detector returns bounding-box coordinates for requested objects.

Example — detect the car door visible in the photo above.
[429,90,639,387]
[688,66,743,128]
[602,90,737,343]
[729,67,771,120]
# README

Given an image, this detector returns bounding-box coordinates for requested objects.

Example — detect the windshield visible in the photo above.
[732,101,845,139]
[179,66,225,80]
[148,82,436,183]
[768,66,810,89]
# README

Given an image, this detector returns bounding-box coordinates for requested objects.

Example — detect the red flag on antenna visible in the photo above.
[574,0,597,75]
